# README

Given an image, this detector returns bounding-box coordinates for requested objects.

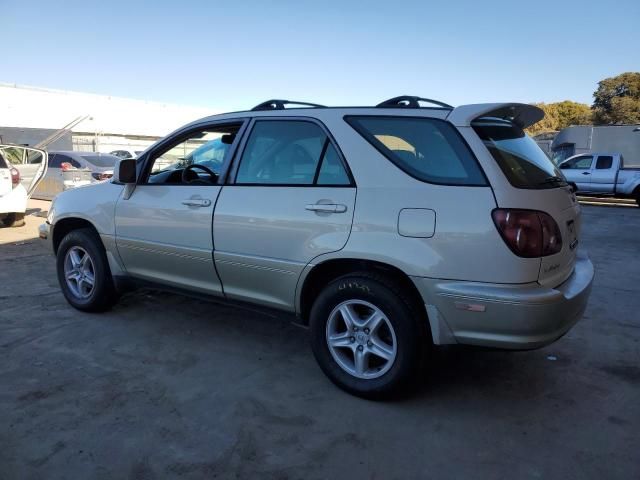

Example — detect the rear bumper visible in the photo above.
[412,251,594,349]
[0,185,27,214]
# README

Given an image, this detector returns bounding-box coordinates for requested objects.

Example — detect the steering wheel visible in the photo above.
[181,163,218,184]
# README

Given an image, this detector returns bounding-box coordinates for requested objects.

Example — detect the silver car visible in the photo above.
[33,151,119,200]
[39,97,594,398]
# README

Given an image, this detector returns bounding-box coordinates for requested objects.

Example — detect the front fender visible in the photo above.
[50,182,124,236]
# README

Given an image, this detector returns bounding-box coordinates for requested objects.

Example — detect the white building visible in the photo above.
[0,83,218,152]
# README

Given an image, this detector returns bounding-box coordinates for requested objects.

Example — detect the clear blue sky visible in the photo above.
[2,0,639,111]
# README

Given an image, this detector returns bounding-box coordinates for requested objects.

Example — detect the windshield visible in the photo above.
[472,119,567,189]
[81,154,118,168]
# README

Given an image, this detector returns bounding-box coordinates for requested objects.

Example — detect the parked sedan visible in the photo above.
[33,151,119,201]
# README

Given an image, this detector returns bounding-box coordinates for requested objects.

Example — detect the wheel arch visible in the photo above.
[52,217,102,254]
[298,258,427,325]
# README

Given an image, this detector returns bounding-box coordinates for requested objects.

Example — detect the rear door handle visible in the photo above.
[305,203,347,213]
[582,172,591,175]
[182,198,211,207]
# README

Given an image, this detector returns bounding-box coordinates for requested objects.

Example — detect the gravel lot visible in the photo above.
[1,201,639,479]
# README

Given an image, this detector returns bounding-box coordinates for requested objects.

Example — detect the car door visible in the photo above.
[559,155,594,192]
[0,145,48,198]
[32,153,56,200]
[213,118,356,311]
[114,120,246,295]
[588,155,615,193]
[0,152,12,197]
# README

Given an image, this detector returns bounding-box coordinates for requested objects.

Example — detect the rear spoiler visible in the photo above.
[446,103,544,129]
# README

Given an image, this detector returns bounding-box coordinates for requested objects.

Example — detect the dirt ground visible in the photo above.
[0,200,638,479]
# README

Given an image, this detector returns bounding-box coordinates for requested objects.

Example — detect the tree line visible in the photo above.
[526,72,640,135]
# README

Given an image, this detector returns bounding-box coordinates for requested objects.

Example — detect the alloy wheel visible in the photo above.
[63,246,96,299]
[326,299,397,379]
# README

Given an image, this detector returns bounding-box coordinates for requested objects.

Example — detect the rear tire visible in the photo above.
[56,228,118,312]
[3,212,25,227]
[309,272,428,399]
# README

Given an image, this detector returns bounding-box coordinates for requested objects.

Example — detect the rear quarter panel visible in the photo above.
[617,169,640,195]
[310,113,541,284]
[459,126,582,287]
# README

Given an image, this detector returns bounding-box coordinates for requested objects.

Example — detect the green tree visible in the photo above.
[526,101,591,135]
[526,103,559,135]
[592,72,640,124]
[553,101,592,129]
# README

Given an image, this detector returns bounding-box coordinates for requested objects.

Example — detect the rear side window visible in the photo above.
[345,116,486,186]
[0,153,7,169]
[81,154,118,167]
[596,156,613,169]
[236,120,351,186]
[50,154,81,168]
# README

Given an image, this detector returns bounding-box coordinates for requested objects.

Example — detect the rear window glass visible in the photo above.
[81,154,118,167]
[473,119,567,189]
[0,153,7,169]
[345,116,487,186]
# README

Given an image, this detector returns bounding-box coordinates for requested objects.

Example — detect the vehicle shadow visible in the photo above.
[25,207,47,217]
[406,343,559,403]
[117,286,556,404]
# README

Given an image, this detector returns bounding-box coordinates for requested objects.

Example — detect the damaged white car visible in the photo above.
[0,145,48,227]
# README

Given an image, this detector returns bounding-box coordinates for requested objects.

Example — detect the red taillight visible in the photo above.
[492,209,562,258]
[10,167,20,188]
[61,162,73,171]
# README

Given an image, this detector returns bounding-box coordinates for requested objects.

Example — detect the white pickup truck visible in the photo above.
[558,153,640,206]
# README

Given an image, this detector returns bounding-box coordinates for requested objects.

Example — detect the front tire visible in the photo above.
[309,273,428,399]
[56,228,117,312]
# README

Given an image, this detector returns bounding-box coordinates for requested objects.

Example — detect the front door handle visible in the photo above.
[182,198,211,207]
[582,172,591,175]
[305,203,347,213]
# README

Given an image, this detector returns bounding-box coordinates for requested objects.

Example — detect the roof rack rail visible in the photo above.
[251,99,326,111]
[376,95,453,109]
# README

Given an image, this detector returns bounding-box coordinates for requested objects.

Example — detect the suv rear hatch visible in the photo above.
[468,111,580,288]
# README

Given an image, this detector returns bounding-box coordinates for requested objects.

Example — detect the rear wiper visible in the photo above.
[537,176,567,186]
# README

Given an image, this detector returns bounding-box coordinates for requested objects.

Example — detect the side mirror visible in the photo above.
[114,158,137,184]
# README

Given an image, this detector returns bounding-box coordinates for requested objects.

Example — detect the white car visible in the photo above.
[0,145,47,227]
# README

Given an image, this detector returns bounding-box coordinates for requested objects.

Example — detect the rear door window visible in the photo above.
[345,116,486,186]
[80,154,118,168]
[316,143,350,185]
[50,154,80,168]
[235,120,351,186]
